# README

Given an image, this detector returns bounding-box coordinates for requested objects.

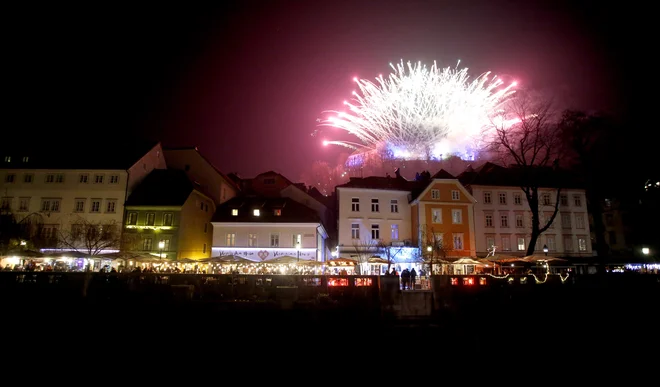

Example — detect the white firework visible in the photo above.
[320,60,517,160]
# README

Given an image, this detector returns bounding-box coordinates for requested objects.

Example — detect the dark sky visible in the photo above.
[5,1,652,180]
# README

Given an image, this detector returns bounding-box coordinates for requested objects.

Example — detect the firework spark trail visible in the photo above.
[320,60,517,159]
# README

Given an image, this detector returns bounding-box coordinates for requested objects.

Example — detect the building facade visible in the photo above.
[459,163,593,257]
[122,169,216,260]
[211,197,328,262]
[0,142,165,254]
[410,170,477,258]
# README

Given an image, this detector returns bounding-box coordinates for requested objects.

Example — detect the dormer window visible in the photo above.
[4,156,10,163]
[253,209,260,216]
[274,209,282,216]
[264,178,275,184]
[22,156,28,163]
[231,209,238,216]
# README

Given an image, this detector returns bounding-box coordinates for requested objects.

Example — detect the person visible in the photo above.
[401,268,410,290]
[409,268,417,289]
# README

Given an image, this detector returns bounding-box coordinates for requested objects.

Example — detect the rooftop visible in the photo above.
[213,196,322,223]
[125,169,196,207]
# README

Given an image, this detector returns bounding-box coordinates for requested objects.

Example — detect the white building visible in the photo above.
[0,142,166,254]
[211,197,329,262]
[335,175,419,273]
[458,163,593,257]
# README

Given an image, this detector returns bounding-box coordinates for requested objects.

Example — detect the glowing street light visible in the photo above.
[642,247,650,255]
[158,240,165,260]
[543,244,548,256]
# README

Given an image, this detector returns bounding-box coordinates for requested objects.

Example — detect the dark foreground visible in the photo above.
[3,275,658,357]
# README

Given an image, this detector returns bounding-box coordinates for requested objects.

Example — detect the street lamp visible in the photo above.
[642,247,650,255]
[20,240,26,246]
[158,240,165,260]
[543,244,548,256]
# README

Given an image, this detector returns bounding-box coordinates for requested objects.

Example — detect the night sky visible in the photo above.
[5,1,652,180]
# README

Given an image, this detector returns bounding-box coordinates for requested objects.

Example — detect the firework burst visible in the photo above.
[320,60,517,160]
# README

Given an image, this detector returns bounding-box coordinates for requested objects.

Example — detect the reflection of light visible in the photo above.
[125,225,173,230]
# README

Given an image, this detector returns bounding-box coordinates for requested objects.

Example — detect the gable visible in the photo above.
[412,179,476,204]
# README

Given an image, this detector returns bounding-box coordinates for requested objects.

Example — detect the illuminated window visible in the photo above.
[452,209,462,224]
[578,237,587,251]
[517,237,526,251]
[453,233,464,250]
[391,224,399,240]
[253,209,260,216]
[231,209,238,216]
[479,277,487,285]
[432,209,442,223]
[274,209,282,216]
[292,234,302,247]
[226,233,236,246]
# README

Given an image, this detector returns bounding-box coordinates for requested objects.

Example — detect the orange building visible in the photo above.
[410,170,477,258]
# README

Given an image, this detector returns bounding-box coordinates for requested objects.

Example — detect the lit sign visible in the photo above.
[211,247,317,261]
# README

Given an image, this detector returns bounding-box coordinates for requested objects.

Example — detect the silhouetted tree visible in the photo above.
[59,217,121,256]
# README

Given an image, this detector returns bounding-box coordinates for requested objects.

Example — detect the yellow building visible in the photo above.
[123,169,216,260]
[410,169,477,258]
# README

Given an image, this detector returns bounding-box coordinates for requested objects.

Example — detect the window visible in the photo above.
[391,224,399,240]
[263,178,275,184]
[4,156,9,162]
[41,225,58,241]
[371,199,379,212]
[432,209,442,223]
[79,174,88,183]
[501,236,511,251]
[483,192,492,204]
[127,212,137,225]
[517,237,526,251]
[89,199,101,213]
[274,209,282,216]
[55,174,64,183]
[143,238,153,251]
[248,233,258,247]
[270,233,279,247]
[542,194,551,206]
[23,174,33,183]
[578,237,587,251]
[575,214,585,229]
[146,212,155,225]
[499,192,507,205]
[431,189,440,199]
[485,214,493,227]
[500,215,509,228]
[203,243,207,254]
[574,195,582,207]
[226,233,236,246]
[452,209,462,224]
[106,200,117,213]
[486,236,495,250]
[564,237,573,252]
[74,199,85,213]
[293,234,302,248]
[560,195,568,206]
[41,199,50,212]
[0,197,11,210]
[41,199,61,212]
[453,233,464,250]
[253,209,260,216]
[515,214,524,228]
[351,198,360,211]
[109,175,119,184]
[22,156,28,163]
[371,224,380,240]
[45,174,54,183]
[71,224,82,239]
[608,231,617,245]
[546,235,556,251]
[162,239,170,251]
[204,223,208,233]
[94,174,104,184]
[18,197,29,212]
[513,193,522,205]
[232,209,238,216]
[163,213,173,226]
[452,190,460,200]
[434,233,444,246]
[5,174,15,183]
[561,213,571,228]
[351,224,360,239]
[390,199,398,213]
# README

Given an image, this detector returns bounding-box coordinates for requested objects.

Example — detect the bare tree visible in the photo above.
[0,210,46,254]
[59,217,121,256]
[376,239,403,273]
[419,226,454,275]
[486,91,563,256]
[350,238,379,275]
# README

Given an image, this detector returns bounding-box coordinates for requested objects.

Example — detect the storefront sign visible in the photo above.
[212,247,317,261]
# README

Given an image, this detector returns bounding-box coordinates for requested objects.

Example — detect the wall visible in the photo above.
[416,180,476,257]
[122,206,182,260]
[1,168,129,250]
[336,187,413,253]
[471,185,592,257]
[126,143,167,196]
[178,191,215,259]
[164,148,237,206]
